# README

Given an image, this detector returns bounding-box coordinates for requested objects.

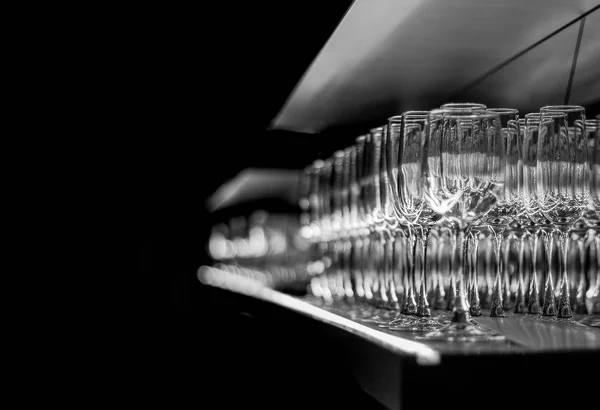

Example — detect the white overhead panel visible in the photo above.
[271,0,599,134]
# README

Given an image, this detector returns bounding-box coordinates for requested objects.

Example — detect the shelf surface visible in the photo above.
[198,265,600,362]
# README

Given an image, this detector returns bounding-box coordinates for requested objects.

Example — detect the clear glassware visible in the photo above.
[300,163,321,298]
[381,111,443,331]
[378,124,402,310]
[483,108,522,315]
[306,160,328,300]
[570,118,600,314]
[399,113,438,314]
[435,104,492,317]
[339,149,355,301]
[356,135,375,304]
[387,114,417,316]
[587,116,600,225]
[536,110,589,318]
[346,145,365,302]
[355,130,396,321]
[593,113,600,314]
[420,108,506,341]
[318,158,335,304]
[440,102,487,110]
[330,150,346,301]
[366,126,393,310]
[523,113,554,314]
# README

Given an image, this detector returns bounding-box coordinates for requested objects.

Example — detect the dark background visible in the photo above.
[161,3,385,408]
[164,2,356,312]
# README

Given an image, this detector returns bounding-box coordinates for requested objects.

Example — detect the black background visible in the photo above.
[164,2,355,312]
[160,3,385,408]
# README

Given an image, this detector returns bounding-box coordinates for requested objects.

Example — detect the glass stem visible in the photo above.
[542,229,557,316]
[416,226,431,316]
[556,229,572,318]
[451,225,470,323]
[385,233,399,309]
[490,229,506,317]
[468,232,482,316]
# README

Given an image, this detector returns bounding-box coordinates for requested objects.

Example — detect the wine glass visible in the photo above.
[365,127,392,310]
[377,125,403,310]
[317,158,335,304]
[484,108,522,314]
[346,145,366,302]
[336,149,355,301]
[387,114,418,317]
[301,163,322,299]
[399,113,439,315]
[593,114,600,314]
[571,118,600,314]
[382,111,444,331]
[522,113,549,314]
[438,103,490,314]
[539,106,588,299]
[329,150,352,300]
[536,110,589,318]
[586,116,600,226]
[420,108,507,341]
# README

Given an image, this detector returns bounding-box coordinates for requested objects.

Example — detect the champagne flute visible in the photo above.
[421,108,506,341]
[384,111,443,331]
[537,109,589,318]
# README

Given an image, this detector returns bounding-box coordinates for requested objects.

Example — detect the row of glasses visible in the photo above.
[299,105,600,341]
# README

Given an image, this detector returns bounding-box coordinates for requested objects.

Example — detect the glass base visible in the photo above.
[388,317,442,332]
[418,312,506,342]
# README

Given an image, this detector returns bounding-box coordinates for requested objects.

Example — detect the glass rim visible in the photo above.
[486,108,519,114]
[403,121,425,128]
[440,102,487,109]
[313,159,325,168]
[403,110,429,117]
[355,135,366,143]
[403,116,427,123]
[429,108,496,118]
[388,115,403,122]
[369,126,385,134]
[540,105,584,112]
[540,112,567,118]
